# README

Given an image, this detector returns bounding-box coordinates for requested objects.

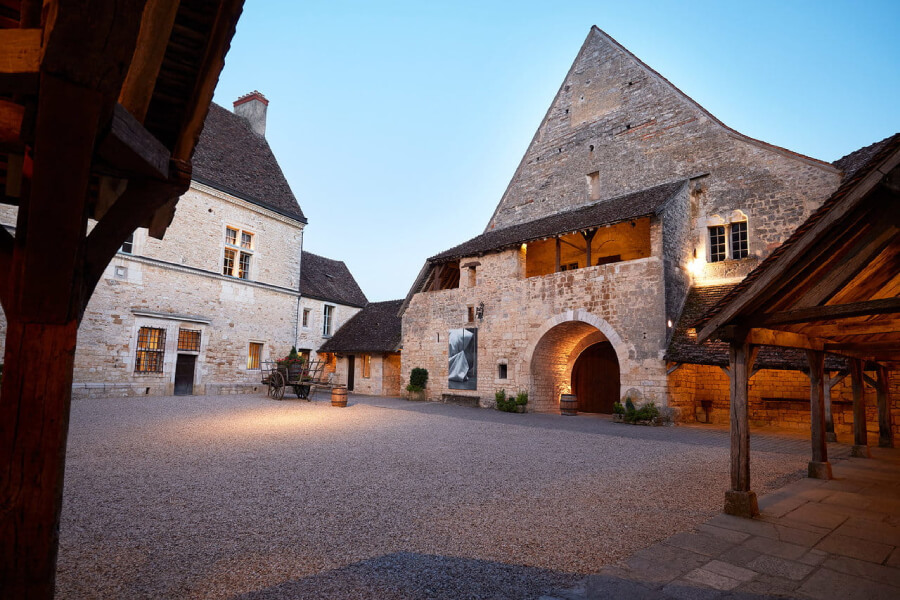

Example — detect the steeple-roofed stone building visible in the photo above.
[400,27,846,415]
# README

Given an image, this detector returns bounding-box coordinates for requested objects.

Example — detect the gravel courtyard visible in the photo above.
[57,393,813,599]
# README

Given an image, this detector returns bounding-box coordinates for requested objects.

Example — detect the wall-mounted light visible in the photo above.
[475,302,484,320]
[687,257,705,277]
[667,319,673,328]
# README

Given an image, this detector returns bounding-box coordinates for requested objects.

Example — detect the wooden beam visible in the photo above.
[823,370,847,443]
[0,99,24,148]
[119,0,182,123]
[559,237,585,253]
[0,29,41,93]
[794,316,900,339]
[746,328,825,351]
[96,103,171,179]
[666,362,682,376]
[582,228,596,267]
[849,358,871,457]
[724,340,759,517]
[876,366,894,448]
[806,350,832,479]
[555,236,560,272]
[755,298,900,327]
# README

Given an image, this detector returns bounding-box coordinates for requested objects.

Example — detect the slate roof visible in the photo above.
[192,103,306,222]
[695,133,900,336]
[429,179,687,262]
[299,251,368,307]
[666,285,847,371]
[319,300,403,353]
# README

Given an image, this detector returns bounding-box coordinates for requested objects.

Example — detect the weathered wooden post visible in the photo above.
[876,365,894,448]
[724,338,759,517]
[806,350,832,478]
[849,358,870,457]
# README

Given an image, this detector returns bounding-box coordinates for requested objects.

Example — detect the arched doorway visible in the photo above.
[571,341,620,413]
[526,310,626,412]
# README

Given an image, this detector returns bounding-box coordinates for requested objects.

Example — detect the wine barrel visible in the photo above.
[560,394,578,416]
[331,386,348,407]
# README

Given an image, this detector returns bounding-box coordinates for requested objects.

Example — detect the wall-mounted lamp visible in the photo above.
[475,302,485,320]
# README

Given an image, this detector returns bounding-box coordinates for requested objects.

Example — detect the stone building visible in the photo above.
[399,26,851,414]
[1,92,309,397]
[296,250,368,369]
[319,300,403,396]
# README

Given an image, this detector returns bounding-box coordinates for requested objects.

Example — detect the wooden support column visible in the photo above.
[724,339,759,517]
[876,366,894,448]
[555,236,561,272]
[581,229,596,267]
[849,358,870,457]
[806,350,832,478]
[823,370,847,443]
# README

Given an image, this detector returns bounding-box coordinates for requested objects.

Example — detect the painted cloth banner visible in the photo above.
[448,327,477,390]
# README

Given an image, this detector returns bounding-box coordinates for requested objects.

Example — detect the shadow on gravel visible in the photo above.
[231,552,580,600]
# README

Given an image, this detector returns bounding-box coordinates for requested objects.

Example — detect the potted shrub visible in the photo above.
[406,367,428,401]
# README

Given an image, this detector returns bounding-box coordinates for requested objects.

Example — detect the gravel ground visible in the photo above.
[56,393,811,599]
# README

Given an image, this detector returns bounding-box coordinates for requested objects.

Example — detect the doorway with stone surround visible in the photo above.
[526,310,626,413]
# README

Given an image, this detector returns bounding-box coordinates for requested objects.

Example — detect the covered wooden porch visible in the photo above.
[698,134,900,517]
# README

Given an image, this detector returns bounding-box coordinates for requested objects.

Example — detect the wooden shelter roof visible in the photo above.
[697,133,900,366]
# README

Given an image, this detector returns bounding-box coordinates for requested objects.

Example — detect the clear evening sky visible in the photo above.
[211,1,900,302]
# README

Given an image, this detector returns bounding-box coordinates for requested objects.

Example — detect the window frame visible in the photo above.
[302,308,311,328]
[223,226,254,280]
[707,220,749,263]
[247,342,263,370]
[121,232,134,254]
[731,221,749,260]
[322,304,334,337]
[135,326,166,373]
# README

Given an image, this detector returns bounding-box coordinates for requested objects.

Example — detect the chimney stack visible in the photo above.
[233,91,269,137]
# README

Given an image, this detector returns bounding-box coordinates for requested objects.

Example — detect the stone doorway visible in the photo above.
[527,311,625,412]
[571,341,620,413]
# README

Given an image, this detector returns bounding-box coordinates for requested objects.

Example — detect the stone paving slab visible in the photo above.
[551,447,900,599]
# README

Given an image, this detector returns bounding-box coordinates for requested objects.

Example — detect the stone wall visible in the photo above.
[332,352,402,396]
[0,184,306,398]
[402,243,669,412]
[485,28,841,287]
[668,363,900,439]
[296,296,362,361]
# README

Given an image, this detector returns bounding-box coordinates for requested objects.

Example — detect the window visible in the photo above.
[121,232,134,254]
[467,306,475,323]
[708,226,726,262]
[560,262,579,271]
[135,327,166,373]
[177,329,201,352]
[362,354,371,378]
[587,171,600,200]
[731,221,748,259]
[498,363,508,379]
[248,342,262,370]
[302,308,311,328]
[223,227,253,279]
[323,305,334,336]
[708,221,749,262]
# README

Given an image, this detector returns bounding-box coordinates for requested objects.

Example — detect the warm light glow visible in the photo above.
[521,243,527,251]
[687,257,705,277]
[667,319,673,328]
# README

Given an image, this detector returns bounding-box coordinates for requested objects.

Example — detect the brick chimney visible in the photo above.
[233,91,269,137]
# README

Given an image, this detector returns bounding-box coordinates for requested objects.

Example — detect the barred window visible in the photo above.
[135,327,166,373]
[731,221,749,259]
[178,329,201,352]
[224,227,253,279]
[248,342,262,370]
[708,226,726,262]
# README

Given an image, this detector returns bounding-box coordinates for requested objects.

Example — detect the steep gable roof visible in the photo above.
[319,300,403,353]
[430,179,686,262]
[192,103,306,223]
[300,251,368,307]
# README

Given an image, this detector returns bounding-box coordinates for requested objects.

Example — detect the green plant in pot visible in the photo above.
[406,367,428,400]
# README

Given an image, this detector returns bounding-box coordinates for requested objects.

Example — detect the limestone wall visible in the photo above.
[296,297,362,360]
[402,246,669,412]
[486,29,841,286]
[668,363,900,439]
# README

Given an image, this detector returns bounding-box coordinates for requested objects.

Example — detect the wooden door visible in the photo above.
[347,355,355,391]
[174,354,196,396]
[572,342,619,413]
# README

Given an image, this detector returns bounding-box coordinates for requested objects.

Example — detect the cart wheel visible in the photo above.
[269,371,285,400]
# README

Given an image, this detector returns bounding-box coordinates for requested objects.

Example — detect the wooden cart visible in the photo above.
[262,359,335,401]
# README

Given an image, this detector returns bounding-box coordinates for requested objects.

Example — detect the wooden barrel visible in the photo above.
[331,386,348,407]
[560,394,578,416]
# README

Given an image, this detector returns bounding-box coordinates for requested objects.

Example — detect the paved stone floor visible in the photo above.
[545,446,900,599]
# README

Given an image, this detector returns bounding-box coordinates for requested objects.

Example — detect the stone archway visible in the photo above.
[525,310,627,412]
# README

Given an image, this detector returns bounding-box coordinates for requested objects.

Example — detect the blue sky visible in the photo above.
[211,1,900,302]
